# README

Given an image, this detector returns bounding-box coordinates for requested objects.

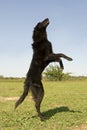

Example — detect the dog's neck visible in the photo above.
[32,30,48,43]
[32,39,47,49]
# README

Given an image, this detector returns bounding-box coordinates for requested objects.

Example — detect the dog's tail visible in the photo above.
[15,83,29,109]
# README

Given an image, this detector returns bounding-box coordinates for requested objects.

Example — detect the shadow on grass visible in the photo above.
[42,106,81,120]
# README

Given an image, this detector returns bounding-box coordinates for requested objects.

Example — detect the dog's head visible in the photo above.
[35,18,49,30]
[32,18,49,42]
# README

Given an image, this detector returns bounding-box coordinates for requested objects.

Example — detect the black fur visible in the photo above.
[15,18,72,120]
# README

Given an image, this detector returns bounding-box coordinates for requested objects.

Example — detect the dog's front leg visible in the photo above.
[45,53,73,62]
[44,54,64,69]
[45,53,73,69]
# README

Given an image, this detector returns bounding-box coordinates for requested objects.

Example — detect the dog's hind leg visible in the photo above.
[15,80,30,109]
[30,82,44,121]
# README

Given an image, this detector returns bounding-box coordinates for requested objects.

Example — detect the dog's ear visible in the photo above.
[35,23,42,30]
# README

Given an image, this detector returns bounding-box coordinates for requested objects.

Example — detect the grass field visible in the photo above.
[0,79,87,130]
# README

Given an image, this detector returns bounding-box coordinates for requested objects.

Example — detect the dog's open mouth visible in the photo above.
[42,18,49,27]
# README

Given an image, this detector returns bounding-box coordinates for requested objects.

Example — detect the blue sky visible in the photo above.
[0,0,87,77]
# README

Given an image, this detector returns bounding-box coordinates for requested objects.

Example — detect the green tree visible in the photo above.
[44,65,71,81]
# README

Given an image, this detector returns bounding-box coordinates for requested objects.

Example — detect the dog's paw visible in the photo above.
[67,57,73,61]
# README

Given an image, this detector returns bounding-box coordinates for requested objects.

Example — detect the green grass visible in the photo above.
[0,79,87,130]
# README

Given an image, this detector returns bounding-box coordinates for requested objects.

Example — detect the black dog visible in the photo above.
[15,18,72,120]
